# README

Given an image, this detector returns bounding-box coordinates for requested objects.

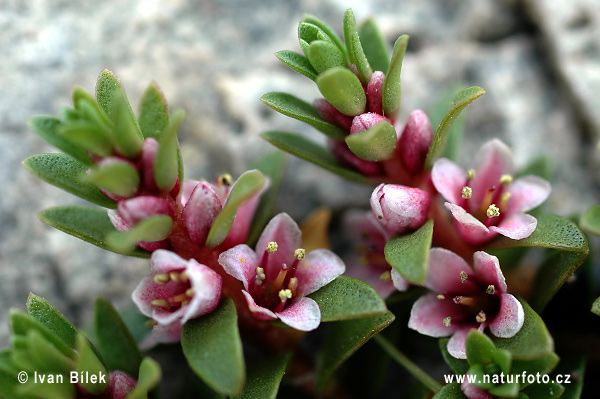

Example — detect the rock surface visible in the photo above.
[0,0,598,350]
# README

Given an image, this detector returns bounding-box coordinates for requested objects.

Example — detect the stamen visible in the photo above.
[170,271,182,283]
[181,300,190,306]
[179,271,189,283]
[171,293,189,303]
[145,319,158,327]
[278,289,293,302]
[460,271,468,283]
[486,285,496,295]
[453,296,476,306]
[273,267,288,289]
[466,169,476,180]
[437,294,445,300]
[151,299,171,310]
[462,186,472,199]
[486,204,500,218]
[288,277,298,296]
[294,248,306,260]
[219,173,232,186]
[185,288,194,297]
[500,192,511,210]
[153,274,170,285]
[379,270,391,281]
[266,241,278,254]
[476,311,487,323]
[443,317,452,327]
[254,276,263,286]
[255,267,266,280]
[500,174,513,185]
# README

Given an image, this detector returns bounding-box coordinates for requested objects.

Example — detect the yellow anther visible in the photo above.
[294,248,306,260]
[443,317,452,327]
[153,274,170,285]
[169,271,182,283]
[500,192,512,209]
[179,271,189,283]
[278,289,293,302]
[266,241,278,254]
[467,169,476,180]
[288,277,299,295]
[145,319,158,327]
[460,271,468,283]
[185,288,195,297]
[171,293,189,303]
[486,285,496,295]
[151,299,171,310]
[437,294,445,300]
[219,173,232,186]
[500,174,513,185]
[255,267,266,280]
[379,270,391,281]
[487,204,500,218]
[476,311,487,323]
[181,300,190,306]
[462,186,472,199]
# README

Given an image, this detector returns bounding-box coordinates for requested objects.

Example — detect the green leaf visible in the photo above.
[28,116,93,165]
[424,86,486,169]
[274,50,318,81]
[0,370,23,399]
[260,131,371,184]
[75,334,109,395]
[118,307,151,345]
[343,9,372,84]
[521,381,564,399]
[384,219,433,285]
[382,34,409,117]
[247,151,287,246]
[181,298,245,396]
[138,82,169,139]
[94,297,142,378]
[298,22,333,56]
[9,310,75,360]
[86,160,140,198]
[27,330,76,374]
[95,69,138,130]
[26,293,79,349]
[301,15,347,60]
[110,90,144,158]
[465,330,497,366]
[23,154,117,209]
[580,204,600,235]
[492,298,554,360]
[345,120,397,161]
[431,383,466,399]
[106,215,173,254]
[316,66,366,116]
[439,339,469,375]
[511,353,559,382]
[38,206,150,258]
[127,357,162,399]
[592,296,600,316]
[309,276,388,321]
[317,312,395,391]
[155,108,184,191]
[428,86,467,162]
[260,92,346,140]
[358,18,390,73]
[205,170,267,247]
[556,356,585,399]
[233,354,291,399]
[59,121,115,157]
[307,40,347,74]
[489,214,589,311]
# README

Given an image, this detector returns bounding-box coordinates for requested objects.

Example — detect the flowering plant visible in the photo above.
[2,8,598,399]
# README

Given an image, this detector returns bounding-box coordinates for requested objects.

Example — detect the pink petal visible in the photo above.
[445,202,496,246]
[179,180,201,207]
[462,372,496,399]
[350,112,389,135]
[398,110,434,174]
[148,320,183,344]
[490,213,537,240]
[276,296,321,331]
[117,196,172,226]
[141,138,159,191]
[425,248,477,294]
[109,371,137,399]
[470,139,513,205]
[408,294,460,337]
[472,251,507,294]
[345,259,397,298]
[431,158,466,204]
[108,210,130,232]
[183,181,223,245]
[181,262,222,323]
[371,184,431,236]
[328,138,382,176]
[343,209,390,247]
[241,290,277,321]
[391,269,409,292]
[218,245,259,290]
[506,175,551,214]
[256,213,301,280]
[294,249,346,296]
[447,327,475,359]
[131,276,157,318]
[489,294,524,338]
[366,71,385,115]
[314,98,353,131]
[150,249,188,275]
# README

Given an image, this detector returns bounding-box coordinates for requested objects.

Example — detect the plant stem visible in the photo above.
[373,334,442,393]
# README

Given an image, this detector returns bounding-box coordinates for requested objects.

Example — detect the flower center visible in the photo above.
[459,172,513,227]
[150,270,194,311]
[440,273,500,327]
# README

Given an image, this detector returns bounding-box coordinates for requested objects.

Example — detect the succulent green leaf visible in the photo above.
[298,22,333,56]
[424,86,486,168]
[126,357,162,399]
[60,121,115,157]
[301,15,347,60]
[9,310,75,360]
[521,381,564,399]
[118,307,152,345]
[384,219,433,285]
[382,34,409,117]
[431,382,466,399]
[489,214,589,311]
[465,330,497,366]
[75,334,109,395]
[358,18,390,73]
[343,9,372,84]
[138,82,169,139]
[309,276,388,321]
[274,50,318,81]
[111,90,144,158]
[439,339,470,375]
[492,298,554,360]
[38,206,150,258]
[247,151,287,246]
[307,40,347,74]
[155,108,184,191]
[28,330,76,374]
[86,161,140,198]
[95,69,138,130]
[580,204,600,235]
[260,92,346,139]
[232,354,291,399]
[28,116,92,165]
[489,382,519,398]
[17,379,75,399]
[317,312,395,392]
[592,296,600,316]
[23,154,117,209]
[428,85,467,162]
[94,297,142,378]
[181,297,245,396]
[106,215,173,254]
[316,66,366,116]
[260,130,371,184]
[345,120,397,161]
[491,349,512,375]
[26,293,79,349]
[73,87,113,130]
[556,356,585,399]
[0,370,23,399]
[511,353,559,383]
[205,170,266,247]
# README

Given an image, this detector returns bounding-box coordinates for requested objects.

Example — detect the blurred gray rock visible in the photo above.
[1,0,598,348]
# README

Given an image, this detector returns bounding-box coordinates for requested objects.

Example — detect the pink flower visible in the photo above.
[408,248,524,359]
[132,250,222,343]
[342,210,408,298]
[218,213,345,331]
[396,110,434,174]
[431,139,551,246]
[370,183,431,236]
